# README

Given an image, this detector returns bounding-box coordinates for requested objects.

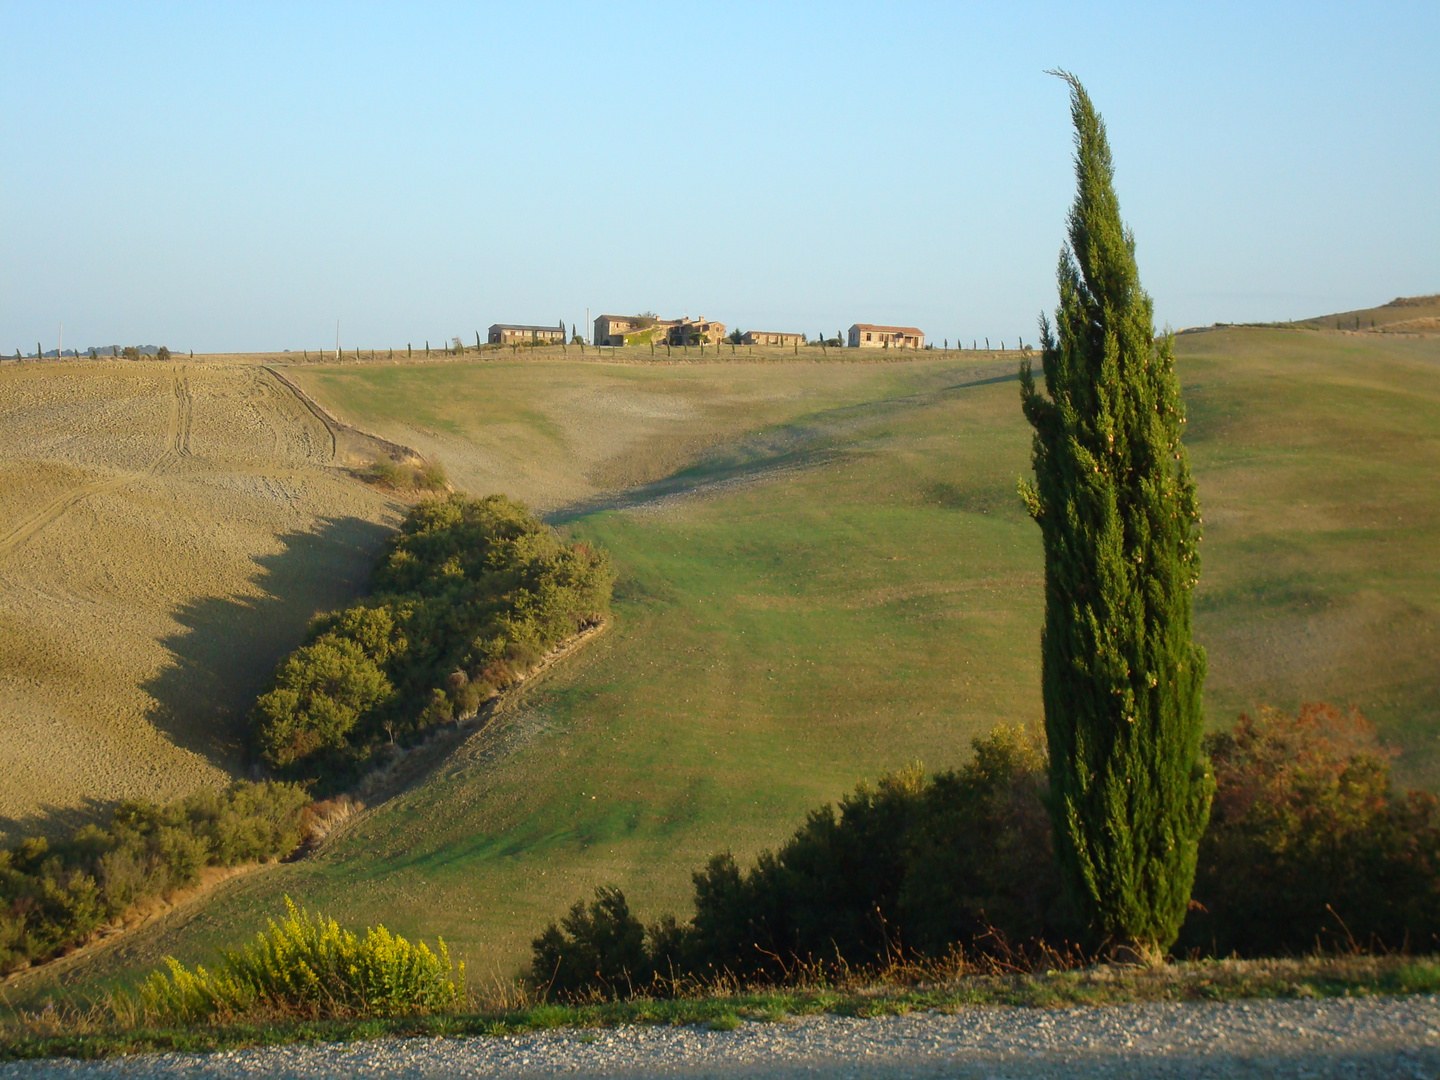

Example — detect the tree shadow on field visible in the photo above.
[0,797,122,846]
[141,515,394,773]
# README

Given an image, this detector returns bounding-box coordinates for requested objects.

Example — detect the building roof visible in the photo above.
[745,330,803,337]
[489,324,564,332]
[850,323,924,335]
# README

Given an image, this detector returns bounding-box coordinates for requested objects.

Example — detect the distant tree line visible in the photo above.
[251,494,613,791]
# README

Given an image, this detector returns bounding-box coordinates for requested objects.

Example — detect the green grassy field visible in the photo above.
[19,327,1439,999]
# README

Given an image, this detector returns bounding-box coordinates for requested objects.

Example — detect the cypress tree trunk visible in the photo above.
[1019,73,1211,958]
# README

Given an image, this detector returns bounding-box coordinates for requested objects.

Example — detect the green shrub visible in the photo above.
[0,782,309,974]
[363,456,449,492]
[531,887,649,1002]
[416,459,448,491]
[252,494,612,785]
[364,457,407,488]
[253,637,392,769]
[138,898,462,1021]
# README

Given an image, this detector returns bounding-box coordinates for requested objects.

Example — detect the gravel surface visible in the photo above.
[4,997,1438,1079]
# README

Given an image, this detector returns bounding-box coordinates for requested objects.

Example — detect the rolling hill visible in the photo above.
[11,325,1437,996]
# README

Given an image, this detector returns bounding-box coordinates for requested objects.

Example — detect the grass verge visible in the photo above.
[3,956,1437,1061]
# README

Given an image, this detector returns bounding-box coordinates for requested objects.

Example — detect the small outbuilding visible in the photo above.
[741,331,805,347]
[848,324,925,349]
[489,323,566,345]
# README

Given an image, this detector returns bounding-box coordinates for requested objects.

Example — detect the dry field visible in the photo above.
[0,361,397,841]
[282,346,984,514]
[1282,292,1440,333]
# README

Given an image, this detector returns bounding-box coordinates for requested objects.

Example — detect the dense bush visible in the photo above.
[252,494,612,785]
[138,898,462,1021]
[0,782,310,974]
[1180,704,1440,957]
[531,887,649,1001]
[533,708,1440,999]
[531,727,1061,998]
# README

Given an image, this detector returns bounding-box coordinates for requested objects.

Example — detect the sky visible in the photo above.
[2,2,1436,354]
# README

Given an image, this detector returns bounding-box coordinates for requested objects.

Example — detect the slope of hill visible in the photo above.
[1283,293,1440,333]
[16,327,1438,996]
[0,362,397,842]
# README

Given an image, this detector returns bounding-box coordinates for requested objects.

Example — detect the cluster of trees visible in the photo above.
[251,494,613,789]
[531,707,1440,1000]
[0,782,310,975]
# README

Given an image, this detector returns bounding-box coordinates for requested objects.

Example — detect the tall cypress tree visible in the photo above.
[1019,72,1211,957]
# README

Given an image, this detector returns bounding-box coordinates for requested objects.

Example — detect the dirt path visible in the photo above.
[0,475,133,557]
[262,365,423,467]
[2,996,1435,1077]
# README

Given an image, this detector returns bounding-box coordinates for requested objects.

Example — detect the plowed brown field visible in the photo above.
[0,361,397,841]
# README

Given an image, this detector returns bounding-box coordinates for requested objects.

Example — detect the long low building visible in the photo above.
[741,331,805,347]
[848,323,925,349]
[489,323,566,345]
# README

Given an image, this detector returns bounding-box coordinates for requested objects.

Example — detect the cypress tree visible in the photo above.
[1018,72,1211,958]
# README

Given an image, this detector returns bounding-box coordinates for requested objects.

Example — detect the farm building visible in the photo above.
[489,323,566,345]
[848,324,925,349]
[741,331,805,347]
[594,315,727,347]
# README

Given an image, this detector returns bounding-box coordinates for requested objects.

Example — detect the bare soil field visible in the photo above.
[0,361,397,841]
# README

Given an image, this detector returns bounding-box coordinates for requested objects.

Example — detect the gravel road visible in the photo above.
[4,996,1437,1079]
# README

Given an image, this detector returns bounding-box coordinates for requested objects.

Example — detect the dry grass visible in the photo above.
[1279,292,1440,333]
[0,361,398,841]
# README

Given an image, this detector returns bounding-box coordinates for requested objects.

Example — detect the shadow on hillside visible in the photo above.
[141,515,394,773]
[547,363,1019,523]
[0,797,122,846]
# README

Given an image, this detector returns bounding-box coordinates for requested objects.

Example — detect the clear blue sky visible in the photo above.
[2,2,1436,354]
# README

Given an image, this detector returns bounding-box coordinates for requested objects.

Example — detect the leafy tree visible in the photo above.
[531,887,649,1000]
[1018,72,1211,958]
[253,637,392,769]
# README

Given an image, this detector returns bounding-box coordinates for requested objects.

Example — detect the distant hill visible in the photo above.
[1286,294,1440,334]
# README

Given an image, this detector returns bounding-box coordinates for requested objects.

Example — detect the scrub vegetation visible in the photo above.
[251,493,612,790]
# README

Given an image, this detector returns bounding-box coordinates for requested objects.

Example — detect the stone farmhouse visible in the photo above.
[848,323,925,349]
[741,331,805,347]
[489,322,566,345]
[593,314,727,347]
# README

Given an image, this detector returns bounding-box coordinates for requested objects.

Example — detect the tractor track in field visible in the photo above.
[0,367,195,557]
